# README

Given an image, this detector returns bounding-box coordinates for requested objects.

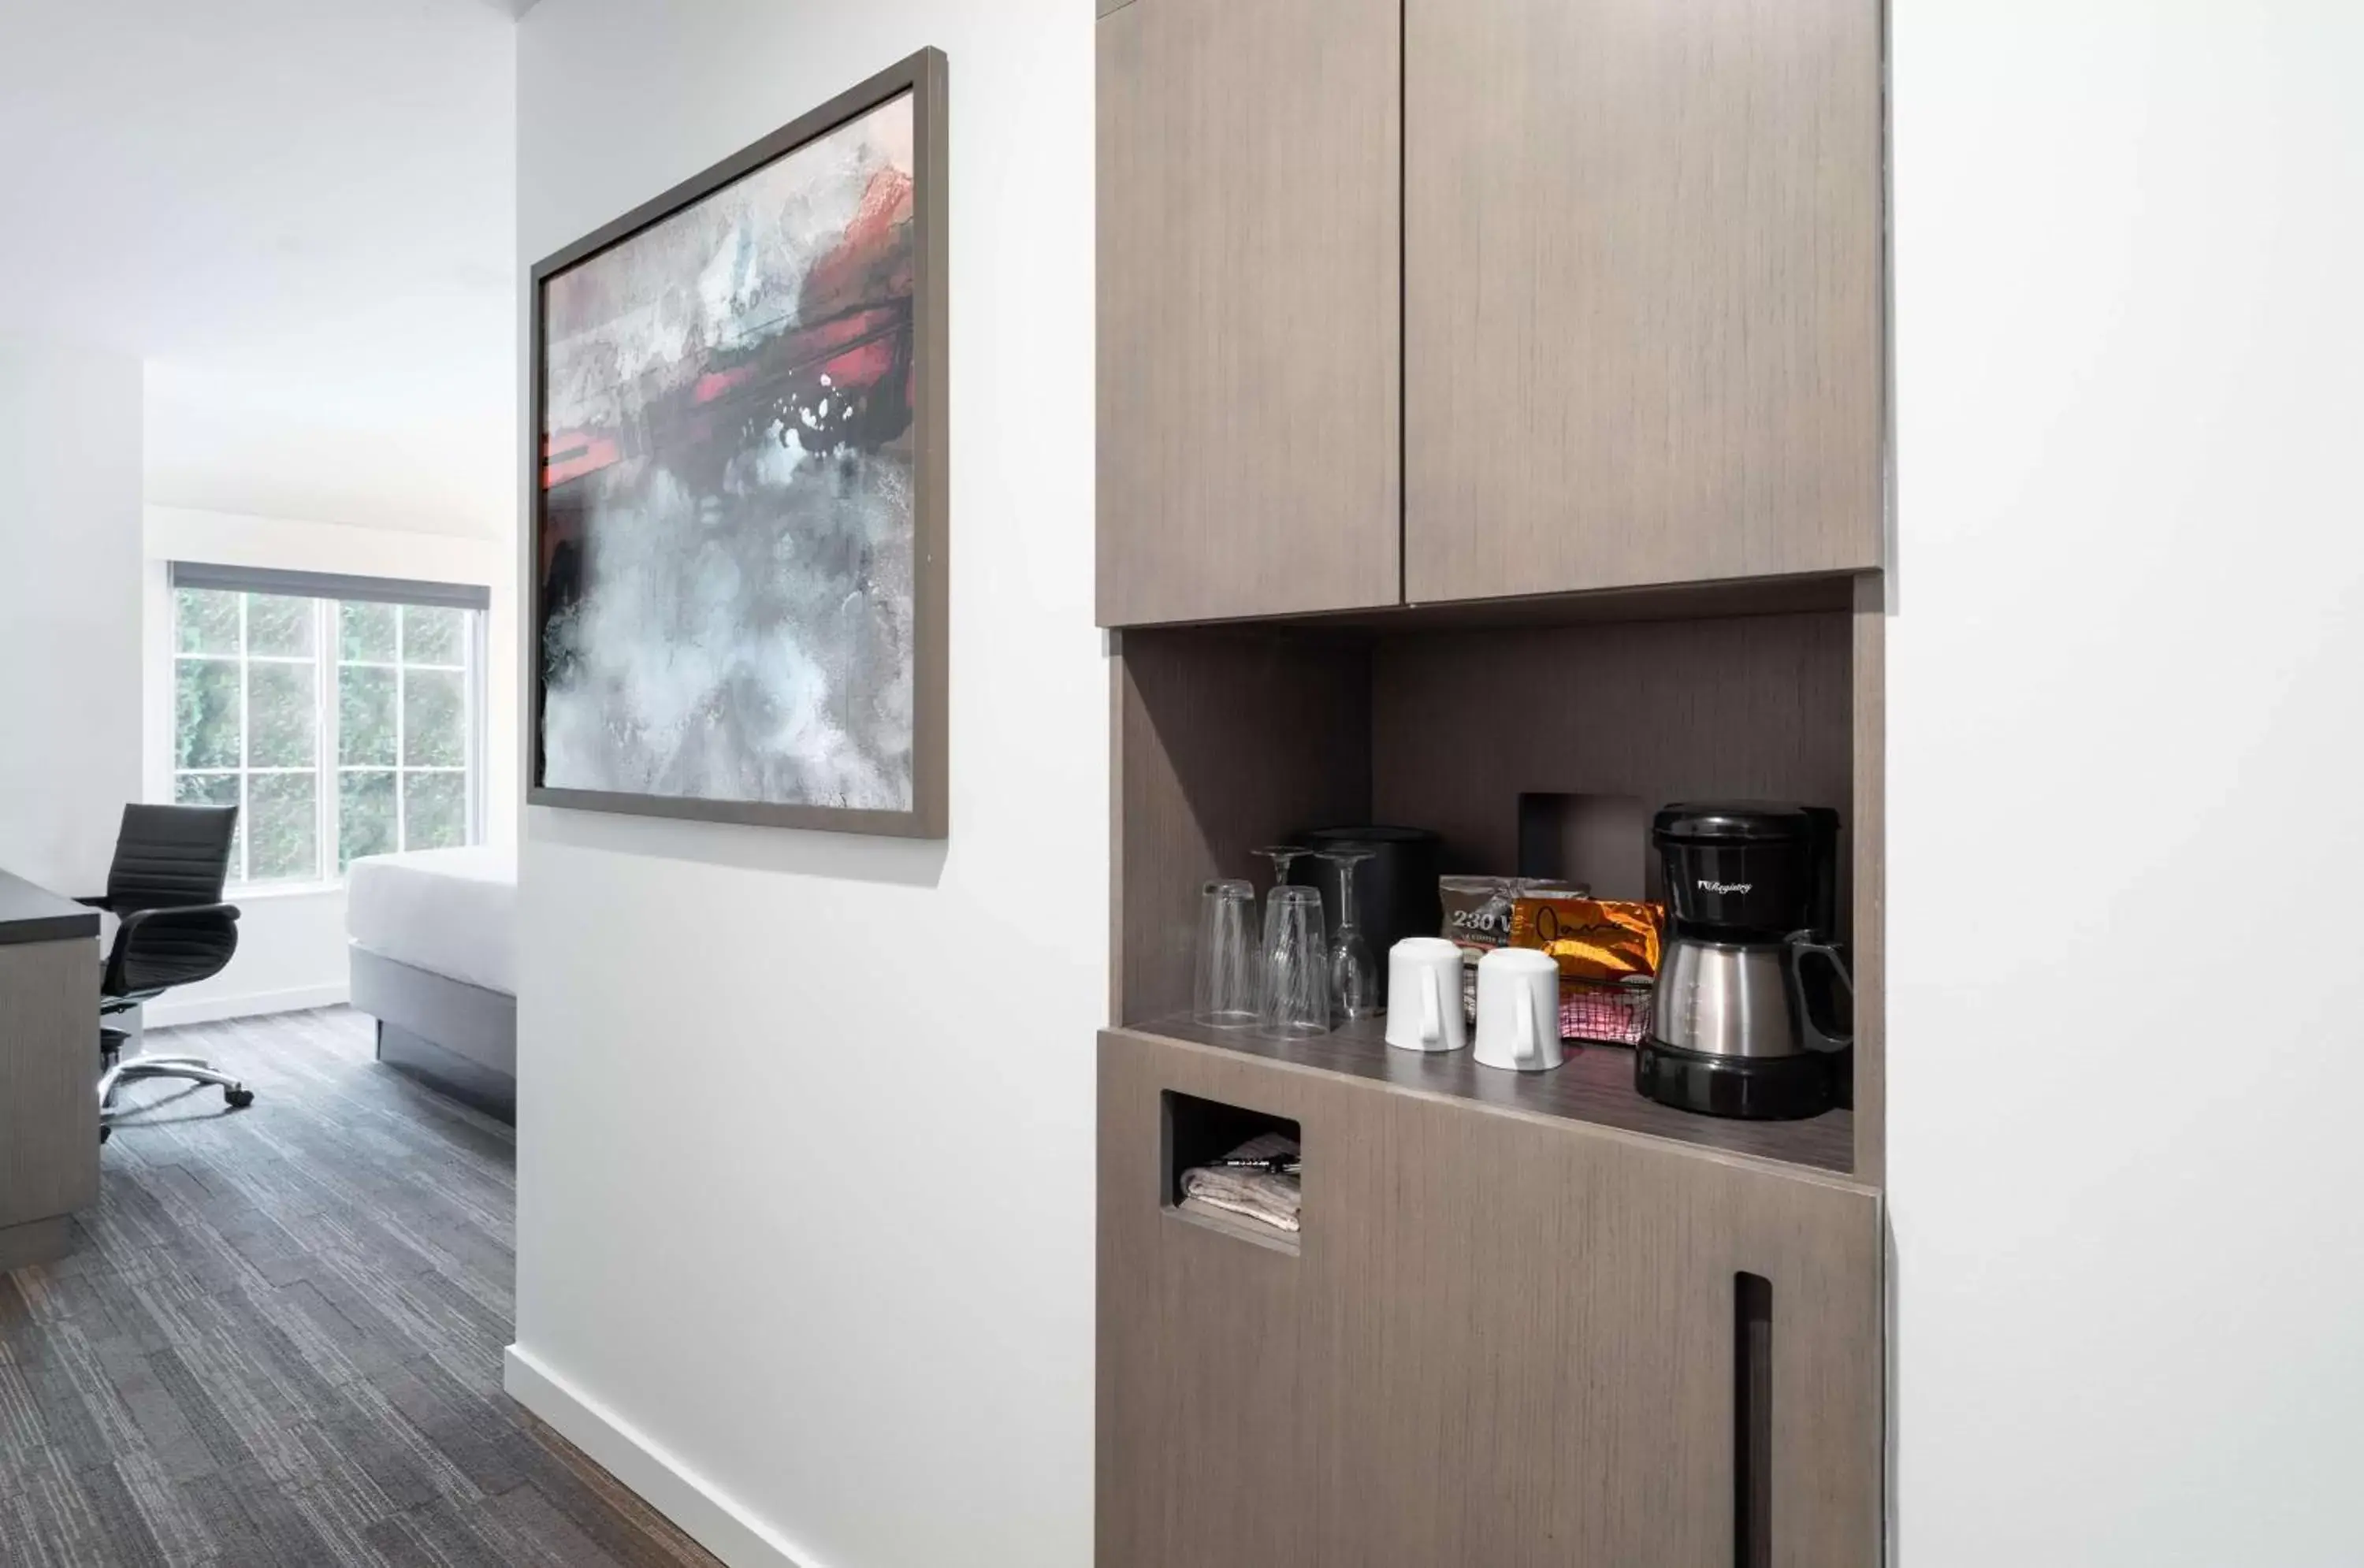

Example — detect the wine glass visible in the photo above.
[1321,847,1381,1021]
[1251,845,1309,894]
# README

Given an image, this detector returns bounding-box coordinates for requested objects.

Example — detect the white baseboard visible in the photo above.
[145,982,350,1030]
[503,1343,823,1568]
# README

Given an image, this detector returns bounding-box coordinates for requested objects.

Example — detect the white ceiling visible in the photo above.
[0,0,520,537]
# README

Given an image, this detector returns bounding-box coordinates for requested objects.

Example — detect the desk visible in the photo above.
[0,869,98,1271]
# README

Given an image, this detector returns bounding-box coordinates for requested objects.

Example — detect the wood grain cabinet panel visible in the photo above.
[1098,1031,1368,1568]
[1100,1029,1883,1567]
[1314,1090,1883,1567]
[1097,0,1403,626]
[0,939,99,1233]
[1403,0,1885,601]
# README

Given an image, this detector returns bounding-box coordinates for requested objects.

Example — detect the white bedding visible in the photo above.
[345,845,517,997]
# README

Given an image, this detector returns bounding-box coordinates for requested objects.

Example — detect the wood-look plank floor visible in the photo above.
[0,1007,721,1568]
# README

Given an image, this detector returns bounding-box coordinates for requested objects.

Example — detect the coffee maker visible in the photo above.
[1635,803,1854,1120]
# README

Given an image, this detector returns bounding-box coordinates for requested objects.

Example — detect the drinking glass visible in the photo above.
[1321,847,1381,1020]
[1192,879,1259,1029]
[1259,885,1331,1037]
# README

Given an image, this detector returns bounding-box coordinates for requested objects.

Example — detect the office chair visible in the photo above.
[82,804,253,1139]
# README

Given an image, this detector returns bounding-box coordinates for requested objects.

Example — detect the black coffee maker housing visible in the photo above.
[1655,802,1840,939]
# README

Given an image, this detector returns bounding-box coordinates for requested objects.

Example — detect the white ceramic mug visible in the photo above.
[1384,938,1466,1053]
[1474,948,1563,1072]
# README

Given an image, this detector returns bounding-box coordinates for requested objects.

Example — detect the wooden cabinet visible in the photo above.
[1096,0,1402,626]
[1100,1029,1883,1567]
[1403,0,1885,601]
[1097,0,1891,1557]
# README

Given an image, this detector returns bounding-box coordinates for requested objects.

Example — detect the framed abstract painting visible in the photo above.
[528,49,947,837]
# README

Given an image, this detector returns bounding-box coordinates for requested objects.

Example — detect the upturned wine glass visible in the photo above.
[1321,847,1381,1020]
[1251,845,1309,894]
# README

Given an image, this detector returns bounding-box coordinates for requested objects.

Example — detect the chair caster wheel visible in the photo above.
[98,1125,111,1144]
[225,1087,255,1109]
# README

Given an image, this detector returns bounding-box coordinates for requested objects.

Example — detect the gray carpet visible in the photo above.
[0,1006,720,1567]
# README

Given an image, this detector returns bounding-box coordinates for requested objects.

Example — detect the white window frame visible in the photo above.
[169,573,489,890]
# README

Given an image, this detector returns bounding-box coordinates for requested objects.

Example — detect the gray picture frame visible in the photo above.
[524,47,949,838]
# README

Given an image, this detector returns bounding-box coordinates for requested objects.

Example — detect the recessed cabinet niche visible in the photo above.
[1110,593,1876,1178]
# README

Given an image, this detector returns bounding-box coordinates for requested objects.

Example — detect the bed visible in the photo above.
[345,845,517,1120]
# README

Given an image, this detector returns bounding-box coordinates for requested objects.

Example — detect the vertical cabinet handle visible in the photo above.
[1734,1272,1773,1568]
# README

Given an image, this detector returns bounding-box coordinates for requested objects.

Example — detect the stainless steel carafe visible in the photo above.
[1651,932,1853,1058]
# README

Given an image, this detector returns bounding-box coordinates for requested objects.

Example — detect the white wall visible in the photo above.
[1889,4,2364,1563]
[138,505,516,1027]
[512,6,1099,1568]
[0,336,144,896]
[0,0,518,541]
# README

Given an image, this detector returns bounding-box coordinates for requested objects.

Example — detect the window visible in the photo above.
[170,567,488,886]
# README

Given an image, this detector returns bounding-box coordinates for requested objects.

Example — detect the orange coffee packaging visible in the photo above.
[1509,895,1665,983]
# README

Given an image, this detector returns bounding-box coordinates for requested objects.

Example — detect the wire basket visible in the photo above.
[1466,967,1656,1045]
[1561,979,1655,1046]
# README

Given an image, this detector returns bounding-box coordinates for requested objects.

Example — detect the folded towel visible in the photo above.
[1180,1131,1302,1234]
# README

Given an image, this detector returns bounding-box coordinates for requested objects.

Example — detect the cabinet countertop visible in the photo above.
[0,871,99,946]
[1113,1013,1860,1180]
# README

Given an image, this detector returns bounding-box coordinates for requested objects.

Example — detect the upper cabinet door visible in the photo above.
[1098,0,1402,627]
[1403,0,1885,602]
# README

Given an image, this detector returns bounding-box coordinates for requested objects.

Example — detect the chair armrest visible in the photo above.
[74,894,110,909]
[103,901,242,1001]
[116,901,241,933]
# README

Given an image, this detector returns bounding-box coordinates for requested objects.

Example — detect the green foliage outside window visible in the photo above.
[176,660,241,770]
[341,600,397,662]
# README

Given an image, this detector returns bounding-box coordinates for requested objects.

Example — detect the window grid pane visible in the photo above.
[245,593,315,657]
[173,657,241,769]
[173,586,484,886]
[175,586,240,655]
[340,769,397,869]
[340,600,397,663]
[247,771,318,882]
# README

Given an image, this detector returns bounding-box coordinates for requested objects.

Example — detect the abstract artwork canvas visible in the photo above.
[530,50,946,835]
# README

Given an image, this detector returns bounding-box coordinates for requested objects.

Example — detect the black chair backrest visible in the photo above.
[106,804,237,914]
[102,805,241,1000]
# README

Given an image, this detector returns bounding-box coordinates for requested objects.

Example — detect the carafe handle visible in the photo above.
[1783,931,1856,1054]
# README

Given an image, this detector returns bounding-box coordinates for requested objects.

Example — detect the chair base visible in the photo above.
[98,1042,255,1139]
